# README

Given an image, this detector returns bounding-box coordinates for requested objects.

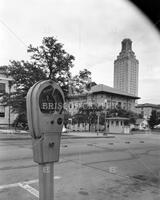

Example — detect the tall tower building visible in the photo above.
[114,38,139,96]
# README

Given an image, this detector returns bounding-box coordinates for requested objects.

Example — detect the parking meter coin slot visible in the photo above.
[39,114,63,133]
[49,142,54,148]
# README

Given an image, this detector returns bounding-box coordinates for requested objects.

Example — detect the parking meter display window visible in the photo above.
[39,85,55,114]
[39,86,64,114]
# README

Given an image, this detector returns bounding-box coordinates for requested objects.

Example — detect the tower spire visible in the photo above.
[121,38,132,51]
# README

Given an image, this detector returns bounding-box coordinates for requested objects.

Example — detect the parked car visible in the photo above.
[62,126,67,133]
[154,124,160,129]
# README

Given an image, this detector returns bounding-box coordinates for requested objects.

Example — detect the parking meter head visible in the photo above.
[26,80,65,139]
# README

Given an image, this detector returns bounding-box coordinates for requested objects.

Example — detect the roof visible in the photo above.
[91,84,140,99]
[135,118,148,125]
[67,93,87,99]
[136,103,160,109]
[106,117,129,120]
[0,66,7,74]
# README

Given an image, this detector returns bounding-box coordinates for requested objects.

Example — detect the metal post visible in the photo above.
[104,99,107,134]
[8,88,11,129]
[39,163,54,200]
[104,111,106,133]
[97,114,100,134]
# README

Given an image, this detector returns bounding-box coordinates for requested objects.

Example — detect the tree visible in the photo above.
[107,108,140,124]
[3,61,47,112]
[2,36,75,127]
[148,110,159,129]
[1,61,47,128]
[63,109,72,128]
[73,104,103,131]
[70,69,96,94]
[27,37,75,96]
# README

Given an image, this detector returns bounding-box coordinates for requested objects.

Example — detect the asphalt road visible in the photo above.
[0,134,160,200]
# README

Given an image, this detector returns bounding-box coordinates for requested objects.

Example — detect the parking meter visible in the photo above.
[26,80,64,163]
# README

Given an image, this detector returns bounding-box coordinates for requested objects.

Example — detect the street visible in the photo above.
[0,133,160,200]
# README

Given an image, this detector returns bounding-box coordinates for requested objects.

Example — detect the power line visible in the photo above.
[0,19,27,48]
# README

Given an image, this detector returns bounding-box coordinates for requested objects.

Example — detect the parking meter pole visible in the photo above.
[39,163,54,200]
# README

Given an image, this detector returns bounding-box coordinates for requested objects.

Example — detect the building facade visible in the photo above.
[114,38,139,96]
[135,103,160,119]
[66,84,140,116]
[0,67,16,127]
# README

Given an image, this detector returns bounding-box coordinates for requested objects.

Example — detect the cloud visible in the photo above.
[139,78,160,103]
[1,0,160,103]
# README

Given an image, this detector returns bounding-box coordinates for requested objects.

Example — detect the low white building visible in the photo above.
[106,117,130,134]
[0,67,16,127]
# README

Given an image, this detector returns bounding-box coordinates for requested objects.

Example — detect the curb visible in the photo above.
[0,135,115,141]
[62,135,115,139]
[0,136,31,141]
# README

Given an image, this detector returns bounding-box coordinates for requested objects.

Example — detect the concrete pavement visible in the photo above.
[1,134,160,200]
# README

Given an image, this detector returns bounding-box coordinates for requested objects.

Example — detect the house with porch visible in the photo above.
[0,67,16,127]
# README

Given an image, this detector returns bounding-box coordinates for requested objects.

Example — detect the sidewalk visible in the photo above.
[0,129,31,140]
[0,129,114,140]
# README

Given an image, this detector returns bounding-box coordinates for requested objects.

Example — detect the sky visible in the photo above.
[0,0,160,104]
